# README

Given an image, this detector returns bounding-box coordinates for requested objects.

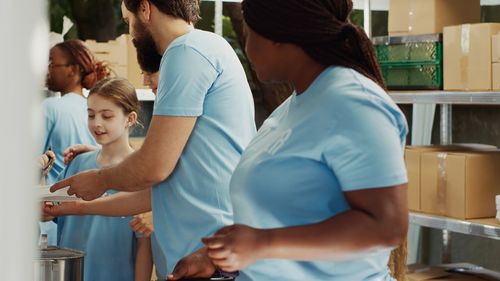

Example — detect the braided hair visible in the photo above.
[242,0,385,89]
[55,40,110,89]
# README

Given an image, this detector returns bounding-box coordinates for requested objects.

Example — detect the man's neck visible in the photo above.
[151,17,195,55]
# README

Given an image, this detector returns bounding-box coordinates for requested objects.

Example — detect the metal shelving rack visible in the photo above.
[409,213,500,240]
[389,91,500,105]
[390,90,500,259]
[389,90,500,242]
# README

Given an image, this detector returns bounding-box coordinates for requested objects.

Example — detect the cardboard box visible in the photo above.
[406,146,454,211]
[85,35,128,65]
[444,24,500,91]
[493,34,500,63]
[129,137,145,150]
[405,144,496,212]
[493,63,500,90]
[85,34,145,89]
[126,36,144,89]
[421,151,500,219]
[388,0,480,36]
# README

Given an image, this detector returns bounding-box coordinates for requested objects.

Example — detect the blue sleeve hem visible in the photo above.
[341,174,408,192]
[153,106,202,117]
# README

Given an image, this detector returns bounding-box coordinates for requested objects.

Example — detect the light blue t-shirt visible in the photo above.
[40,93,96,245]
[57,150,136,281]
[150,233,167,278]
[152,29,256,272]
[41,93,97,183]
[231,66,408,281]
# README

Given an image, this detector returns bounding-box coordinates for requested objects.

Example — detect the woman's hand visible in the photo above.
[63,144,98,165]
[202,224,270,272]
[43,201,84,217]
[167,247,216,280]
[130,212,154,237]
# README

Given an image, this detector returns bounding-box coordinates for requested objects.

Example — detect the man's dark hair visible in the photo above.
[124,0,201,24]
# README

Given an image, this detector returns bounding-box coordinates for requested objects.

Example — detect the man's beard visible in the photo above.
[132,20,161,62]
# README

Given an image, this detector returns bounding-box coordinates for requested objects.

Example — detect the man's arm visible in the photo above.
[103,115,197,190]
[51,116,196,200]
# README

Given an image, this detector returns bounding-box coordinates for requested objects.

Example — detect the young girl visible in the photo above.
[53,77,152,281]
[48,44,165,280]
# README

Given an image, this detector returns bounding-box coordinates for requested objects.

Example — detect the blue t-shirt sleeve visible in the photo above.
[41,100,56,153]
[153,45,219,117]
[323,90,408,192]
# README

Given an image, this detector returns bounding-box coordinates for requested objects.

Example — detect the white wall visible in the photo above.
[0,0,49,279]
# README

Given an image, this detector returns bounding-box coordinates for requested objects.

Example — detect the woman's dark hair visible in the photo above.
[124,0,200,24]
[54,40,109,89]
[242,0,385,89]
[137,44,162,73]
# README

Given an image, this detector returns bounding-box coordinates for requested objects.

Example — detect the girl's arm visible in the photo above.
[43,188,151,217]
[135,237,154,281]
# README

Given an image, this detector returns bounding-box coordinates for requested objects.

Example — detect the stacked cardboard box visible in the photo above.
[421,151,500,219]
[85,34,144,89]
[405,146,458,211]
[444,24,500,91]
[388,0,480,36]
[405,144,499,219]
[493,33,500,90]
[129,137,145,150]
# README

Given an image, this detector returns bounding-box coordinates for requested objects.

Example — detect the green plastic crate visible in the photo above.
[373,34,442,64]
[381,62,443,90]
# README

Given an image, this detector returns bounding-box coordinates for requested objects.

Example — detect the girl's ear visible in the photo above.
[127,111,138,127]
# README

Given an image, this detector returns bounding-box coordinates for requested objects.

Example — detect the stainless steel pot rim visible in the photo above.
[37,246,85,260]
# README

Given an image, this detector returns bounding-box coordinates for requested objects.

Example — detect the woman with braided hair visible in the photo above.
[40,39,109,245]
[44,39,109,183]
[169,0,409,280]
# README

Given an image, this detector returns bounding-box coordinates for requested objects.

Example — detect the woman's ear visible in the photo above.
[68,64,80,78]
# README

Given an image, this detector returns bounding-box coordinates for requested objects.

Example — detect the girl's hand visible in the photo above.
[63,144,98,165]
[202,224,270,272]
[43,201,84,217]
[40,202,55,222]
[167,247,216,280]
[130,212,154,237]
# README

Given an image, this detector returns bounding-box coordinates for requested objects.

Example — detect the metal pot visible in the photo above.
[34,245,84,281]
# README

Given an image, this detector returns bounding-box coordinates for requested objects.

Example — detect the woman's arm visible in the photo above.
[203,184,408,271]
[44,188,151,217]
[135,237,154,281]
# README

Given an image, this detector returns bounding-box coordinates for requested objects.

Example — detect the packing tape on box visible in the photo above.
[437,152,448,216]
[460,24,471,90]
